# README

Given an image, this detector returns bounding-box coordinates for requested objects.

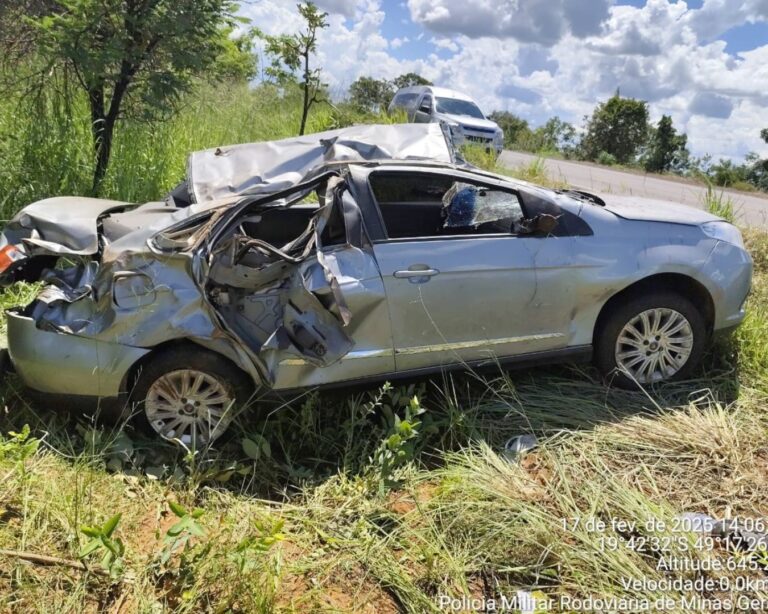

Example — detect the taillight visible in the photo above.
[0,245,25,273]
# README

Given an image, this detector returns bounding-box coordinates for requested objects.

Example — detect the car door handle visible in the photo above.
[394,268,440,279]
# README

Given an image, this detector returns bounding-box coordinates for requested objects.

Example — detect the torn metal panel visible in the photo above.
[188,123,454,203]
[6,309,149,397]
[1,197,131,256]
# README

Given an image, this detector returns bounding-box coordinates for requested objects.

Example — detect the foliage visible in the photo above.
[79,514,125,578]
[24,0,241,193]
[761,128,768,144]
[488,111,575,156]
[210,26,259,83]
[489,111,530,148]
[702,183,735,223]
[746,153,768,192]
[643,114,690,173]
[160,501,206,566]
[261,1,329,135]
[348,73,433,113]
[392,72,432,89]
[580,92,649,164]
[0,425,39,465]
[370,389,427,494]
[348,76,394,113]
[708,158,749,188]
[596,150,617,166]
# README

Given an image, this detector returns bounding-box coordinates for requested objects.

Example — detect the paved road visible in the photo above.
[500,150,768,229]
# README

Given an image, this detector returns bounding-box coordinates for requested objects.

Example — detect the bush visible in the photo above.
[596,151,617,166]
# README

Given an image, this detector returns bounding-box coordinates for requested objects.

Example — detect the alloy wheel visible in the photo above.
[144,369,236,446]
[614,308,694,384]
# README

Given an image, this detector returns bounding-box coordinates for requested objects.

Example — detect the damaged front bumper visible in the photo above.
[6,308,150,398]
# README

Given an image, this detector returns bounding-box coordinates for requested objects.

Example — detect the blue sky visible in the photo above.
[243,0,768,160]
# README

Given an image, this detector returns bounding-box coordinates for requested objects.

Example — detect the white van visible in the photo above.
[388,85,504,155]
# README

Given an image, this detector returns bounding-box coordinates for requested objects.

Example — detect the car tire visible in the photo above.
[594,291,707,389]
[130,346,253,446]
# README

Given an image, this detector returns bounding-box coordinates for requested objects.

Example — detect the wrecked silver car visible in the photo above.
[0,124,753,445]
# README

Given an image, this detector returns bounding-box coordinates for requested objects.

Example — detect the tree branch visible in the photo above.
[0,549,110,577]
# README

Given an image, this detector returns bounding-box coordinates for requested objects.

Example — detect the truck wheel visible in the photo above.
[131,347,252,446]
[594,292,707,389]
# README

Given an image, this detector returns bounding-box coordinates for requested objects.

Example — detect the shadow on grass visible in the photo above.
[0,340,745,501]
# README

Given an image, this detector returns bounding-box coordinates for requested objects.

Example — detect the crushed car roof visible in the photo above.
[186,123,454,204]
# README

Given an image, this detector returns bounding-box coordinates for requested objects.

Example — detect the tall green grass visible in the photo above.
[0,82,392,219]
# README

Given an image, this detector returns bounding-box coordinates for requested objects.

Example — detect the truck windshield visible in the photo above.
[435,97,485,119]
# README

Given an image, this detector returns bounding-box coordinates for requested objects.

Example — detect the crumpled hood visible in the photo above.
[187,122,454,203]
[598,194,722,226]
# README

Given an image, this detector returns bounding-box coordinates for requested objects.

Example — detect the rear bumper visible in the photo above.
[6,309,150,398]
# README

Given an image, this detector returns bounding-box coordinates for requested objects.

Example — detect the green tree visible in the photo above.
[392,72,432,90]
[535,117,576,153]
[262,2,329,136]
[761,128,768,144]
[349,76,394,113]
[644,115,689,173]
[580,92,650,164]
[746,152,768,192]
[25,0,240,193]
[709,159,748,187]
[488,111,530,148]
[210,26,258,83]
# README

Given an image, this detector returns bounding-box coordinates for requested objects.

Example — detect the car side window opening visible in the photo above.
[369,172,525,240]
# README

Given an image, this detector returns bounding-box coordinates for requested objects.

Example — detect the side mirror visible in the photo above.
[418,101,431,113]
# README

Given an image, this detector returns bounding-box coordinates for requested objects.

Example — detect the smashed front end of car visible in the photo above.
[0,123,454,407]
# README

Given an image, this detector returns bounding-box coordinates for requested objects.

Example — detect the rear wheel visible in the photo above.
[131,347,252,446]
[594,292,707,389]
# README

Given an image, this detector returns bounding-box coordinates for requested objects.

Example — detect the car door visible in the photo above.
[367,170,572,372]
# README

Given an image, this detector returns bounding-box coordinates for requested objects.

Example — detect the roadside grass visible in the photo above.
[702,183,737,223]
[2,85,768,612]
[462,145,568,189]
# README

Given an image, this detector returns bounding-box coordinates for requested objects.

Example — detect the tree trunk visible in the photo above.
[88,85,111,195]
[88,68,131,194]
[299,49,310,136]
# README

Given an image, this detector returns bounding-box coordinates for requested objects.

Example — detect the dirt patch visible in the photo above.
[128,503,178,559]
[386,481,439,515]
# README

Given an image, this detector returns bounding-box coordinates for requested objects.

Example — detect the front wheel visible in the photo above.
[594,292,707,389]
[131,347,253,446]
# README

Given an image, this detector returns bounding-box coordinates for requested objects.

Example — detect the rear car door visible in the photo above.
[361,169,574,372]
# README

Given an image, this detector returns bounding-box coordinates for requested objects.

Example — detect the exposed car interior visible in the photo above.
[204,179,352,364]
[368,171,525,239]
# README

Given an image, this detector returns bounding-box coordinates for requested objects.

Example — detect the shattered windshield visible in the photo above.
[435,98,485,119]
[442,182,524,232]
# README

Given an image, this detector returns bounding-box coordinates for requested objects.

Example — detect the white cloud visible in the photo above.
[390,36,409,49]
[686,0,768,40]
[314,0,357,18]
[430,37,459,52]
[406,0,612,45]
